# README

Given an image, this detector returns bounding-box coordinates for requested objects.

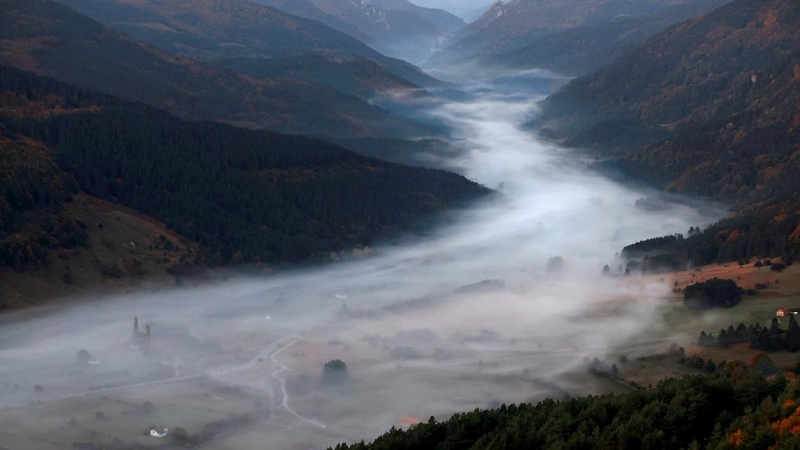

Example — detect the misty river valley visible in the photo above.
[0,71,725,450]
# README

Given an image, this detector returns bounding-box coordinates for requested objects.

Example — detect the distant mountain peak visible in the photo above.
[257,0,464,61]
[356,0,390,30]
[479,0,507,27]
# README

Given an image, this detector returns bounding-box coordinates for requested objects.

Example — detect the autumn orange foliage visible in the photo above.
[728,428,744,447]
[771,408,800,436]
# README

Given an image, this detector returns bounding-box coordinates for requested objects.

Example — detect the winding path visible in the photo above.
[268,338,327,429]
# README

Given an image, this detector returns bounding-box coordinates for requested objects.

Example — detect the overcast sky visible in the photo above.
[410,0,494,7]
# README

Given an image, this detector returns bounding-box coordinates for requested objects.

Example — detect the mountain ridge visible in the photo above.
[0,64,490,272]
[484,0,732,76]
[537,0,800,263]
[254,0,464,62]
[0,0,439,139]
[427,0,703,68]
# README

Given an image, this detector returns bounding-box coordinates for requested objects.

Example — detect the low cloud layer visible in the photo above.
[0,71,725,448]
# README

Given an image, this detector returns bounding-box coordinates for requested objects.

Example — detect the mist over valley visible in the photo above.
[2,0,800,449]
[0,71,722,449]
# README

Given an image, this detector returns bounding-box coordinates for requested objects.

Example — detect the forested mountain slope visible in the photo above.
[0,0,436,139]
[426,0,698,67]
[254,0,464,62]
[0,130,200,308]
[54,0,446,89]
[0,133,85,271]
[0,66,489,267]
[485,0,731,76]
[539,0,800,263]
[210,54,419,100]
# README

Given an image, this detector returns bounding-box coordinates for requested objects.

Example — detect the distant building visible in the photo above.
[776,307,800,317]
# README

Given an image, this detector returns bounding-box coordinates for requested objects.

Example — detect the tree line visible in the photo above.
[699,316,800,353]
[330,372,800,450]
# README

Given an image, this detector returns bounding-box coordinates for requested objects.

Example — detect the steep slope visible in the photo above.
[0,0,437,139]
[486,0,731,76]
[0,133,84,272]
[398,0,494,22]
[427,0,698,67]
[371,0,464,32]
[0,121,199,309]
[55,0,446,89]
[211,53,420,99]
[0,65,490,266]
[254,0,464,62]
[539,0,800,262]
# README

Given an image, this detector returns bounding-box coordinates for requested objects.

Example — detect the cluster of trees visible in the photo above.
[680,353,719,374]
[0,65,488,266]
[683,278,743,310]
[621,226,799,275]
[663,214,798,268]
[754,258,793,272]
[622,234,684,259]
[322,359,349,386]
[330,373,800,450]
[698,316,800,353]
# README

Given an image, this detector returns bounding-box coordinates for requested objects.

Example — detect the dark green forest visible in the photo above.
[0,132,87,270]
[698,316,800,353]
[331,374,800,450]
[621,224,797,272]
[683,278,743,310]
[0,65,488,268]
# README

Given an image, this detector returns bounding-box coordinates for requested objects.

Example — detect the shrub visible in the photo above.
[770,263,786,272]
[322,359,349,385]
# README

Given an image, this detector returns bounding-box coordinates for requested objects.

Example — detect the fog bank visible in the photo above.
[0,71,724,449]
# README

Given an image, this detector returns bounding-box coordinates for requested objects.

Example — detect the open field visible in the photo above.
[593,262,800,386]
[643,261,800,340]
